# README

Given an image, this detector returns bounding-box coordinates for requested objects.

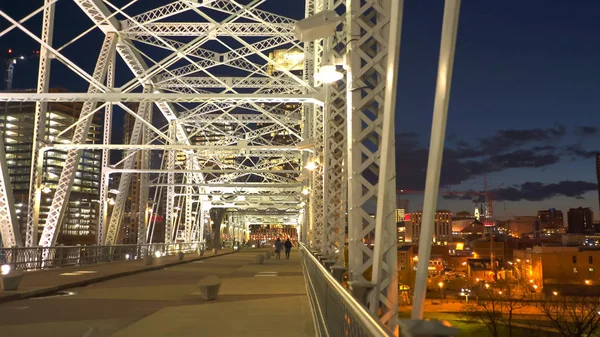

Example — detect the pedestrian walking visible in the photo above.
[274,238,283,259]
[284,238,293,260]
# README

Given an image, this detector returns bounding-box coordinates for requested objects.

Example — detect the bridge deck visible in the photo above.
[0,249,314,337]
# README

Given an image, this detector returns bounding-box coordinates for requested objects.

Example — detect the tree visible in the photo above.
[541,295,600,337]
[468,281,530,337]
[209,208,226,250]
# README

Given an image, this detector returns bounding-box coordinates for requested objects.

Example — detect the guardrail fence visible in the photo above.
[299,243,396,337]
[0,242,205,271]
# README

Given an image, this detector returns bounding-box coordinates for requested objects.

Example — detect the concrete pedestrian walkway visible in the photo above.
[0,249,234,303]
[0,248,314,337]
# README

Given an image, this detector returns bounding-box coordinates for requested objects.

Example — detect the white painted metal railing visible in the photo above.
[299,243,396,337]
[0,242,205,271]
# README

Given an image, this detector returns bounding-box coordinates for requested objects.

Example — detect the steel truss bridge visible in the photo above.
[0,0,461,335]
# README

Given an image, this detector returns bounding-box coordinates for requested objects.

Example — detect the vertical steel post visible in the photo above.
[369,0,404,328]
[26,0,55,247]
[412,0,461,320]
[39,33,117,249]
[98,50,116,245]
[137,102,152,245]
[0,134,21,247]
[165,125,176,245]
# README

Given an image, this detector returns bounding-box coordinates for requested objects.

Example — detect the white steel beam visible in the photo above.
[103,74,150,245]
[166,132,176,245]
[122,22,294,37]
[137,97,152,245]
[97,46,116,245]
[0,93,322,104]
[0,135,21,248]
[25,0,55,247]
[157,77,300,90]
[323,0,347,263]
[39,33,117,249]
[346,0,400,330]
[412,0,461,321]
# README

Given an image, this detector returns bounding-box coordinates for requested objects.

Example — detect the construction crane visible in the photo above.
[3,49,39,90]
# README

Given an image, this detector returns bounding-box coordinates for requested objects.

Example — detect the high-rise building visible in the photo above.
[567,207,594,234]
[405,210,452,244]
[537,208,564,234]
[395,198,409,223]
[0,89,102,245]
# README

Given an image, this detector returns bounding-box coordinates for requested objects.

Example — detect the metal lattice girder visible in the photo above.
[38,33,117,249]
[137,99,152,245]
[346,0,401,330]
[0,135,21,248]
[122,22,295,37]
[123,1,207,27]
[157,77,300,90]
[97,47,116,245]
[0,93,322,104]
[104,87,152,245]
[165,127,176,245]
[25,0,55,247]
[180,113,302,125]
[206,0,296,26]
[184,170,194,242]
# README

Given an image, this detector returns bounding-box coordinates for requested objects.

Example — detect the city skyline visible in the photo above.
[1,1,599,218]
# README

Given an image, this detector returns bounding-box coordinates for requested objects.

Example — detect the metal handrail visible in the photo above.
[0,242,205,271]
[299,243,396,337]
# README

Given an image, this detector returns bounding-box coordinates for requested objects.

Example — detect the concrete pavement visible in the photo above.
[0,249,234,303]
[0,248,314,337]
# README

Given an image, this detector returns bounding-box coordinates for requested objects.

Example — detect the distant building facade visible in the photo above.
[406,210,452,244]
[568,207,594,234]
[538,208,565,234]
[0,91,101,245]
[505,216,537,238]
[516,246,600,296]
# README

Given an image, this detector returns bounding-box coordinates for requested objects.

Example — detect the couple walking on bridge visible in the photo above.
[274,238,293,260]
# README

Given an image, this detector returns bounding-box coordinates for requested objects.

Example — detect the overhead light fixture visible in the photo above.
[315,51,343,84]
[302,188,310,195]
[305,159,318,171]
[42,186,51,194]
[294,10,341,42]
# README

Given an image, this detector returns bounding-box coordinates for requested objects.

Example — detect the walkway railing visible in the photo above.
[299,243,396,337]
[0,242,205,271]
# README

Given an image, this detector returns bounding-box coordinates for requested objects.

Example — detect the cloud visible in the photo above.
[443,181,597,203]
[477,124,565,156]
[396,127,562,189]
[574,126,598,136]
[564,144,598,159]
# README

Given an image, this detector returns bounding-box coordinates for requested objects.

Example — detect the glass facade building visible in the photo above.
[0,96,101,245]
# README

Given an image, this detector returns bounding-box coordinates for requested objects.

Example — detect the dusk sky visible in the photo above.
[1,1,599,219]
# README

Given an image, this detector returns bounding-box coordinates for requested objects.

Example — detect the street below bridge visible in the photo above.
[0,249,313,337]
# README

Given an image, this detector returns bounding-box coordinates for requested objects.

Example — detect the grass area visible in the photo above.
[445,320,556,337]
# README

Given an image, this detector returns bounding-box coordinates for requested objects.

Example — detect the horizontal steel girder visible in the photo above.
[0,93,323,104]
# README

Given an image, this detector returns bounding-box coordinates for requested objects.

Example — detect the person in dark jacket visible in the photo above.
[274,238,283,259]
[284,238,293,260]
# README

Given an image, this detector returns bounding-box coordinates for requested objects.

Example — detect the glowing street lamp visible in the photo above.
[305,160,317,171]
[553,291,558,296]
